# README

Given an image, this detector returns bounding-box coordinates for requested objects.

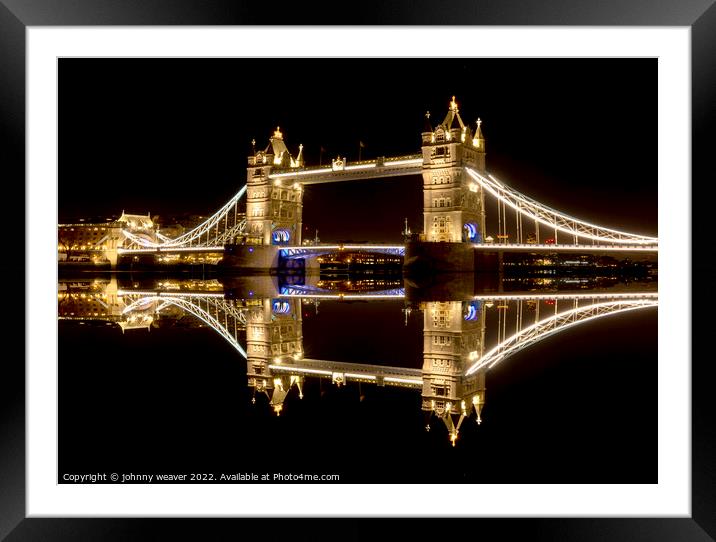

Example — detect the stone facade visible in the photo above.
[246,128,304,246]
[421,98,486,244]
[421,299,487,442]
[245,297,304,414]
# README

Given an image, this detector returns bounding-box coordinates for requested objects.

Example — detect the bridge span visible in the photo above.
[67,97,657,270]
[268,155,423,184]
[268,358,423,388]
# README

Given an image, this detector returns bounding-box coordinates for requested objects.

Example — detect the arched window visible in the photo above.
[271,228,291,245]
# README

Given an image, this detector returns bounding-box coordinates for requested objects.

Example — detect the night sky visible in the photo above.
[59,58,656,242]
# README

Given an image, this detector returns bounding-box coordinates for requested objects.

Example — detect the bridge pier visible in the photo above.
[403,240,475,274]
[218,244,321,274]
[218,245,280,273]
[105,248,119,269]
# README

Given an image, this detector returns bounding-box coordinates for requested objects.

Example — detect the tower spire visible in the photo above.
[442,95,466,131]
[472,393,484,425]
[472,118,485,150]
[423,110,433,133]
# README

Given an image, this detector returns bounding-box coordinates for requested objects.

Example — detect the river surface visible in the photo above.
[58,273,657,483]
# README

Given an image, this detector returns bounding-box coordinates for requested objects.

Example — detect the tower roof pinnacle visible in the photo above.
[474,117,485,141]
[423,110,433,133]
[442,96,466,132]
[294,143,305,167]
[263,125,300,167]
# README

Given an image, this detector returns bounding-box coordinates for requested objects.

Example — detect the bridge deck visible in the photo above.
[268,156,423,185]
[268,358,423,387]
[117,242,658,255]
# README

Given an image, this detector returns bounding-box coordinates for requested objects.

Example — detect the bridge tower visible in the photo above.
[245,297,304,414]
[421,97,486,243]
[421,299,487,445]
[246,128,304,246]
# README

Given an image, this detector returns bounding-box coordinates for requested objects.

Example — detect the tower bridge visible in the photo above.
[69,96,657,270]
[61,278,657,445]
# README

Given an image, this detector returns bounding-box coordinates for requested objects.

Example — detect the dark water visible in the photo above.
[58,274,657,484]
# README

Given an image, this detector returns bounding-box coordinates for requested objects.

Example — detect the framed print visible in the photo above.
[2,0,714,539]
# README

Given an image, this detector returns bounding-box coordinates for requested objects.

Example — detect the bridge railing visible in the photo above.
[269,154,423,175]
[383,154,422,163]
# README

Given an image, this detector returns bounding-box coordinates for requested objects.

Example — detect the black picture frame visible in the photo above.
[3,1,713,539]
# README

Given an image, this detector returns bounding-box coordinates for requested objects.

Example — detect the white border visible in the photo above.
[27,27,690,517]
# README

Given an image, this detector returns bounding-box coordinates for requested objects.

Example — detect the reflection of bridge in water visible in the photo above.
[58,278,657,445]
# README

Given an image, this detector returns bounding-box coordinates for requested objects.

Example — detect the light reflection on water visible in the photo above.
[58,273,657,449]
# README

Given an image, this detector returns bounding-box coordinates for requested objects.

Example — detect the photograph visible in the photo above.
[0,0,707,532]
[57,57,659,485]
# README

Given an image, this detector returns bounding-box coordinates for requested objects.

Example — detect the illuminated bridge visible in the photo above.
[74,96,657,270]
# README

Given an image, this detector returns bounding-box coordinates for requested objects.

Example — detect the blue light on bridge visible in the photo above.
[272,300,291,314]
[464,222,482,243]
[464,300,483,321]
[272,228,291,245]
